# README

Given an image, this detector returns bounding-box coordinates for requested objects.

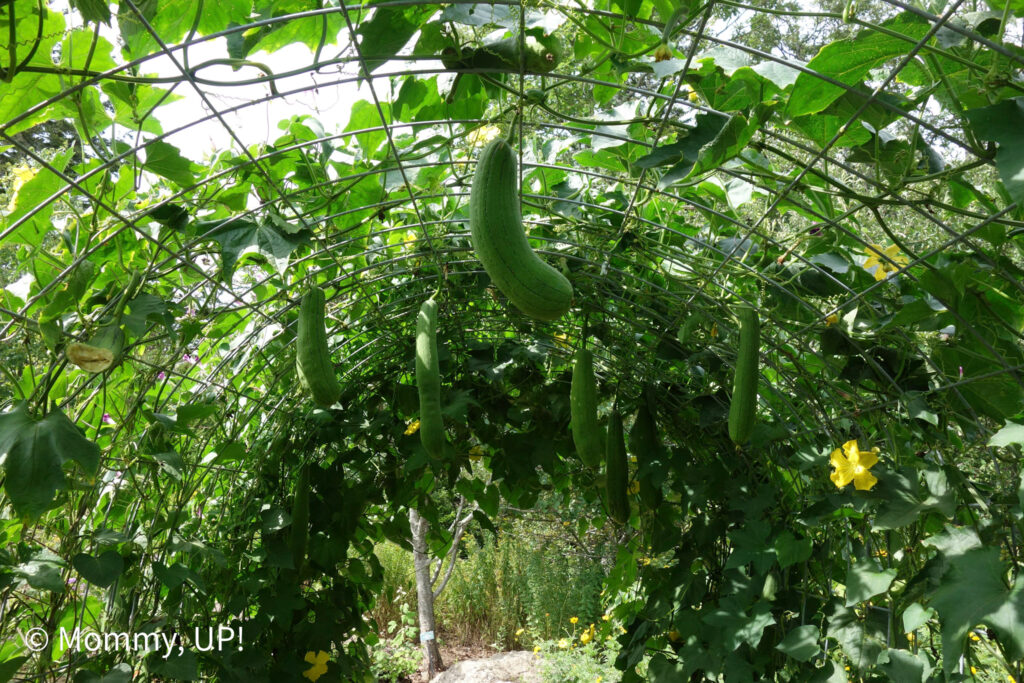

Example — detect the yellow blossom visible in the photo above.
[570,616,579,624]
[467,125,502,147]
[404,420,420,435]
[627,480,640,494]
[971,666,978,675]
[533,645,541,654]
[558,638,569,649]
[602,614,611,621]
[653,42,672,61]
[641,557,651,565]
[970,632,980,641]
[553,333,570,349]
[303,651,330,681]
[906,632,916,643]
[825,313,839,326]
[668,629,682,642]
[563,520,571,527]
[863,244,908,281]
[515,628,525,637]
[829,439,879,491]
[580,630,592,644]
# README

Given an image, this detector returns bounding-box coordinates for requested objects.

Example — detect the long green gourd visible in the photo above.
[728,306,760,445]
[570,348,603,467]
[296,286,342,407]
[290,463,310,574]
[605,409,630,525]
[416,298,446,458]
[469,137,573,321]
[629,398,664,509]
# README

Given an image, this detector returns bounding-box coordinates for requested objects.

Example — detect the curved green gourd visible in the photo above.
[629,399,664,509]
[416,298,446,458]
[296,286,342,408]
[469,138,573,321]
[728,306,760,445]
[570,348,603,467]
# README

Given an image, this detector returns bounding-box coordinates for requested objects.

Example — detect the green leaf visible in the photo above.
[192,217,313,279]
[647,654,688,682]
[845,558,896,606]
[143,141,196,188]
[0,658,29,683]
[72,551,124,588]
[703,598,775,651]
[774,531,813,569]
[786,12,929,117]
[965,98,1024,206]
[876,649,931,683]
[2,148,74,246]
[148,649,198,680]
[16,553,66,592]
[775,624,820,662]
[930,546,1024,675]
[902,602,935,633]
[827,602,887,670]
[989,421,1024,448]
[358,5,433,73]
[0,403,101,519]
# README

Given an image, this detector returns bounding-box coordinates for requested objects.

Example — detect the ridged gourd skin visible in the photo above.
[416,299,446,458]
[570,348,603,467]
[728,306,760,445]
[290,464,310,574]
[605,409,631,525]
[296,287,342,408]
[469,138,573,321]
[628,400,664,509]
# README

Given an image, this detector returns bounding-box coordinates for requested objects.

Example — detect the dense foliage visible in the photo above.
[2,0,1024,681]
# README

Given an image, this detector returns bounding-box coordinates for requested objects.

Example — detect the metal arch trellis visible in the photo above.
[2,0,1024,679]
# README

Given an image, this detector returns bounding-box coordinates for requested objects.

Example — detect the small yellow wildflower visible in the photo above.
[303,651,330,681]
[404,419,420,435]
[627,480,640,494]
[515,628,525,637]
[562,520,571,527]
[641,557,651,565]
[710,322,718,338]
[570,616,579,624]
[845,666,851,671]
[906,632,916,643]
[619,626,627,634]
[580,630,592,644]
[971,666,978,675]
[825,313,839,326]
[553,333,570,349]
[602,614,611,621]
[558,638,569,649]
[829,439,880,491]
[863,244,908,281]
[628,455,638,463]
[970,632,980,641]
[597,677,603,683]
[533,645,541,654]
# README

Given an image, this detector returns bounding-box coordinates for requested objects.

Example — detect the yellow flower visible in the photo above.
[970,632,980,641]
[570,616,579,624]
[710,322,718,338]
[863,244,908,281]
[825,313,839,326]
[563,520,571,527]
[906,632,916,643]
[627,480,640,494]
[303,651,330,681]
[641,557,651,565]
[580,630,592,644]
[515,628,525,637]
[558,638,569,649]
[829,439,879,491]
[971,666,978,675]
[467,125,502,147]
[668,629,681,642]
[553,333,570,349]
[602,614,611,621]
[533,645,541,654]
[404,419,420,435]
[596,677,603,683]
[653,42,672,61]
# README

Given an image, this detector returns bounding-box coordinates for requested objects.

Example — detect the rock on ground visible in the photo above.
[429,650,542,683]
